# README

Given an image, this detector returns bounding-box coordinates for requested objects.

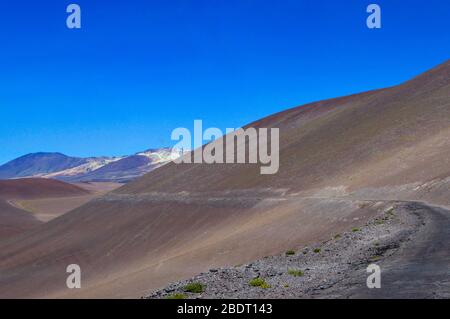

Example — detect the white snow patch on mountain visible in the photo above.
[43,157,124,178]
[137,148,184,164]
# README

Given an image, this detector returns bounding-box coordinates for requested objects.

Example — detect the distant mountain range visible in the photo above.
[0,148,181,182]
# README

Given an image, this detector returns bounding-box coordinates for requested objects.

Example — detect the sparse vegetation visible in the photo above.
[313,248,321,253]
[381,208,396,220]
[249,278,271,289]
[334,234,341,239]
[284,284,289,288]
[370,255,381,262]
[166,293,187,299]
[285,250,296,256]
[287,269,304,277]
[183,282,205,293]
[385,207,395,216]
[352,227,360,232]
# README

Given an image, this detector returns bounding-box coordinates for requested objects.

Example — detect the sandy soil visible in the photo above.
[11,195,102,222]
[73,182,124,194]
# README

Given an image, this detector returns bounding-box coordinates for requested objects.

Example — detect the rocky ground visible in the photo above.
[146,201,436,299]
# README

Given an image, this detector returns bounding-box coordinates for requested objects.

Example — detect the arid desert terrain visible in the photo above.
[0,60,449,298]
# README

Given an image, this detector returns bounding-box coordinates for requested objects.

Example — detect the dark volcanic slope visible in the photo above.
[0,153,87,179]
[0,60,449,298]
[0,178,90,200]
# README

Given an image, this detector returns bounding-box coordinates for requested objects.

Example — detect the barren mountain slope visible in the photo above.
[0,178,91,234]
[0,60,448,298]
[121,60,450,196]
[8,182,123,222]
[0,200,42,241]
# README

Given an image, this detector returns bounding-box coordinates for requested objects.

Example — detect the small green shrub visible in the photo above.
[285,250,296,256]
[334,234,341,239]
[166,293,187,299]
[249,278,271,289]
[313,248,321,253]
[284,284,289,288]
[183,282,205,293]
[352,227,360,232]
[260,282,271,289]
[370,255,381,261]
[287,269,304,277]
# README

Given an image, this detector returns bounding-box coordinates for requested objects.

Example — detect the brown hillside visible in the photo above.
[0,178,90,200]
[0,200,42,241]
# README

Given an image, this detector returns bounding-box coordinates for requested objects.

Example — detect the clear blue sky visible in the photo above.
[1,0,449,164]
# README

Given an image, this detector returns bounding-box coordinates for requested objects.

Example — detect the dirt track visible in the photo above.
[323,202,450,299]
[148,201,450,299]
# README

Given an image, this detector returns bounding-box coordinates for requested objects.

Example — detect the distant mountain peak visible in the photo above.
[0,152,87,179]
[0,148,178,182]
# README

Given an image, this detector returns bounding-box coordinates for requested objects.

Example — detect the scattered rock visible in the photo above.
[146,203,424,299]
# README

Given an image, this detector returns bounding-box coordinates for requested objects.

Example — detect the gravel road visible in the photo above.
[146,201,449,299]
